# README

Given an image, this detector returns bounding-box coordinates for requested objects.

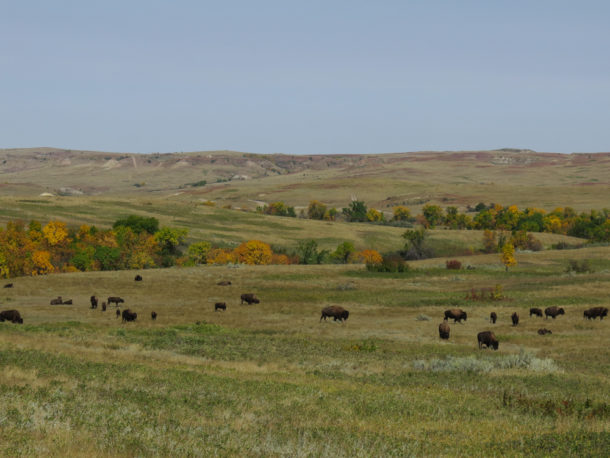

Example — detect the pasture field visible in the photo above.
[1,247,609,456]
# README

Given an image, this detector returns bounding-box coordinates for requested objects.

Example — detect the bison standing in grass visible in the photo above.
[151,311,157,320]
[215,302,226,312]
[108,297,124,307]
[438,322,450,340]
[444,309,467,323]
[477,331,499,350]
[490,312,497,324]
[545,306,565,319]
[584,307,608,320]
[511,312,519,326]
[122,309,137,322]
[0,310,23,324]
[134,275,142,281]
[90,296,98,309]
[530,307,543,317]
[240,293,259,305]
[3,283,13,288]
[320,306,349,322]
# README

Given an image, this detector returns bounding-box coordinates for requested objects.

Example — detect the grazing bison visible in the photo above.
[477,331,499,350]
[438,322,450,340]
[511,312,519,326]
[529,307,543,317]
[217,280,232,286]
[102,302,107,312]
[545,306,565,319]
[122,309,137,322]
[50,296,63,305]
[151,311,157,320]
[0,309,23,324]
[240,293,259,305]
[63,299,73,305]
[444,309,467,323]
[3,283,13,288]
[584,307,608,320]
[90,296,98,309]
[107,297,124,307]
[320,305,349,322]
[490,312,497,324]
[116,309,121,318]
[538,328,552,335]
[134,275,142,281]
[215,302,226,312]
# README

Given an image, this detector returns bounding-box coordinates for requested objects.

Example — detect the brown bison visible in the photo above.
[320,305,349,322]
[545,306,565,319]
[151,311,157,320]
[50,296,63,305]
[122,309,137,322]
[0,309,23,324]
[63,299,73,305]
[108,297,124,307]
[217,280,232,286]
[102,302,107,312]
[134,275,142,281]
[444,309,467,323]
[529,307,543,317]
[490,312,497,324]
[438,322,450,340]
[477,331,499,350]
[240,293,259,305]
[90,296,98,309]
[583,307,608,320]
[538,328,552,335]
[116,309,121,318]
[3,283,13,288]
[215,302,227,312]
[511,312,519,326]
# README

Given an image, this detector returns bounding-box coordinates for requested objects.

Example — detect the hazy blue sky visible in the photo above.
[1,1,609,154]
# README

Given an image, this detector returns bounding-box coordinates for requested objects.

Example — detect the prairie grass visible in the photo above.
[0,247,609,455]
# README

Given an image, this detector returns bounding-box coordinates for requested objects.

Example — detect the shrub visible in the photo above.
[566,259,593,273]
[446,259,462,270]
[367,254,410,273]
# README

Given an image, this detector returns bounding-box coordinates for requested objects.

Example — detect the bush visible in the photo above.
[566,259,593,273]
[446,259,462,270]
[367,254,410,273]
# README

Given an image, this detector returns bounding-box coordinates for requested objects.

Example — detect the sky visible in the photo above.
[1,1,609,154]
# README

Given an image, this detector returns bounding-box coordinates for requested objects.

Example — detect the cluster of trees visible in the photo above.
[0,217,385,278]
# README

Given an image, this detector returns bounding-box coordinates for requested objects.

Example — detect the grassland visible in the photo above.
[1,247,609,456]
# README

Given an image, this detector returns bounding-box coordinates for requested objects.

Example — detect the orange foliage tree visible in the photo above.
[356,249,383,265]
[31,250,54,275]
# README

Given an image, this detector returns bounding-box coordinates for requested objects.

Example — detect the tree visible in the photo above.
[402,228,429,259]
[154,227,188,256]
[393,206,411,222]
[31,250,54,275]
[234,240,273,265]
[307,200,327,220]
[188,241,212,264]
[356,249,383,265]
[296,239,321,265]
[332,241,355,263]
[482,230,497,253]
[342,201,367,222]
[501,242,517,271]
[366,208,384,222]
[113,215,159,235]
[422,204,444,228]
[42,221,69,246]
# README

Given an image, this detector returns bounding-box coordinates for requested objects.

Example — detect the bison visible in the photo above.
[122,309,137,322]
[320,305,349,322]
[3,283,13,288]
[215,302,227,312]
[511,312,519,326]
[545,306,565,319]
[477,331,499,350]
[240,293,259,305]
[490,312,497,324]
[134,275,142,281]
[102,302,107,312]
[108,297,124,307]
[151,311,157,320]
[63,299,73,305]
[438,322,450,340]
[538,328,552,335]
[116,309,121,318]
[0,309,23,324]
[529,307,543,317]
[50,296,63,305]
[217,280,232,286]
[583,307,608,320]
[444,309,467,323]
[90,296,98,309]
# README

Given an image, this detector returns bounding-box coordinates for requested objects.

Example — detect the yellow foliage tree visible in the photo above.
[500,242,517,271]
[206,248,237,265]
[356,249,383,265]
[392,206,411,221]
[366,208,384,222]
[31,250,54,275]
[42,221,69,246]
[234,240,273,265]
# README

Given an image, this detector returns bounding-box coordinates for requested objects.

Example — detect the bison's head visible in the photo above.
[17,318,23,324]
[342,310,349,321]
[491,340,499,350]
[462,312,467,321]
[601,308,608,317]
[558,308,565,315]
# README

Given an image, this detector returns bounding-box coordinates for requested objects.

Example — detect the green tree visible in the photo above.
[422,204,444,228]
[342,201,368,222]
[188,241,212,264]
[154,227,188,256]
[331,241,355,263]
[307,200,327,220]
[402,228,429,259]
[113,215,159,234]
